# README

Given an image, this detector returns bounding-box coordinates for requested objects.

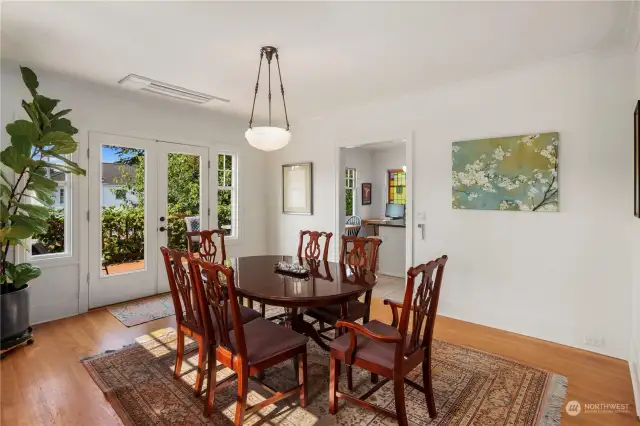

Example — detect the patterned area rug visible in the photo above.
[106,293,174,327]
[81,328,567,425]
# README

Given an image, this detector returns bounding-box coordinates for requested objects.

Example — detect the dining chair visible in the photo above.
[186,229,253,309]
[160,247,260,397]
[186,230,226,264]
[262,230,334,322]
[306,236,382,338]
[345,215,362,237]
[189,257,309,423]
[328,255,448,426]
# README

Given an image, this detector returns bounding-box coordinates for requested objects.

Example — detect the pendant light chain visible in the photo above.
[275,52,290,131]
[248,50,264,129]
[267,51,272,127]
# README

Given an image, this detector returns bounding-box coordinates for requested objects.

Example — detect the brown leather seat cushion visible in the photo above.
[229,318,308,366]
[306,300,369,325]
[330,320,412,369]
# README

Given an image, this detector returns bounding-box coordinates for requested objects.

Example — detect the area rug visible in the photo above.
[81,328,567,425]
[106,293,174,327]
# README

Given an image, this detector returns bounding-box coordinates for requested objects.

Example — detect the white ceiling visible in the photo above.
[1,1,634,123]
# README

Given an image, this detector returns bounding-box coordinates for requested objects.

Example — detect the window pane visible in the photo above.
[31,162,67,256]
[101,145,145,276]
[218,154,225,171]
[218,170,224,186]
[167,153,201,250]
[224,154,232,170]
[224,171,232,186]
[218,189,232,236]
[345,189,353,216]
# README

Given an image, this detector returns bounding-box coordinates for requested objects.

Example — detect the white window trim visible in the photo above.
[217,150,239,242]
[16,162,75,266]
[346,167,356,216]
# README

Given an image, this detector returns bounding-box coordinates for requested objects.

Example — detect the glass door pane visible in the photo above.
[166,153,202,250]
[156,142,209,294]
[101,145,146,276]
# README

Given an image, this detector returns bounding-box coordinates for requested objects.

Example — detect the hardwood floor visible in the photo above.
[0,297,637,425]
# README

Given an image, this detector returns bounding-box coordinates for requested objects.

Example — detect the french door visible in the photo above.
[88,132,210,308]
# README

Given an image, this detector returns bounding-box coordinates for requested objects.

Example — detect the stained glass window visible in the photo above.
[388,169,406,204]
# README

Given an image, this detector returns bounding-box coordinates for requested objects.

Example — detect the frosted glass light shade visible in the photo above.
[245,126,291,151]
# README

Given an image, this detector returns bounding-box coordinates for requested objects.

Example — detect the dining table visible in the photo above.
[227,255,378,351]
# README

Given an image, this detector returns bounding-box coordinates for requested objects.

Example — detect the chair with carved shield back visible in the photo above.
[160,246,208,397]
[328,255,448,426]
[298,230,333,261]
[306,236,381,338]
[161,247,260,398]
[186,229,250,308]
[189,257,309,423]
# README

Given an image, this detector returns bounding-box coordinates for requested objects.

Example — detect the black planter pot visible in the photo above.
[1,284,30,343]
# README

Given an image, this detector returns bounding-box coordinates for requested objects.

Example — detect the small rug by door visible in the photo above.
[106,293,174,327]
[81,328,567,425]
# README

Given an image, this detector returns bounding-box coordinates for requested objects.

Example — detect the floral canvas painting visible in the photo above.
[452,132,559,212]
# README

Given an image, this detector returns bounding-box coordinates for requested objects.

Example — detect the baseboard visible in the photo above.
[629,340,640,419]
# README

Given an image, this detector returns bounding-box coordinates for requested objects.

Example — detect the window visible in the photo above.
[30,162,71,258]
[345,168,356,216]
[217,153,236,237]
[388,169,406,204]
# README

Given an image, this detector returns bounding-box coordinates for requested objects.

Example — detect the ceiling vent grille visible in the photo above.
[118,74,229,105]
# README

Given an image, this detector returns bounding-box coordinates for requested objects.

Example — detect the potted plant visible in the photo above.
[0,67,85,354]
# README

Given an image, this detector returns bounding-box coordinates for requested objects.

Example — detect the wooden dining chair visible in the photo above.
[298,230,333,260]
[160,247,260,397]
[189,257,309,423]
[262,230,334,321]
[306,235,382,338]
[186,230,226,264]
[187,229,253,309]
[328,255,448,426]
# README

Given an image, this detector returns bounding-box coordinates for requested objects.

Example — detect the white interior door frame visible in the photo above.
[334,130,415,275]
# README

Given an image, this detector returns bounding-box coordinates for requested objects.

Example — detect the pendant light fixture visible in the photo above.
[245,46,291,151]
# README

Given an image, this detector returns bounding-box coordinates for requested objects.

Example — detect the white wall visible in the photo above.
[631,8,640,412]
[371,146,407,217]
[1,61,268,324]
[267,51,633,359]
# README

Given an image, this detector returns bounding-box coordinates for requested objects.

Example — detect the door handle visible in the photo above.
[159,226,166,232]
[159,216,166,222]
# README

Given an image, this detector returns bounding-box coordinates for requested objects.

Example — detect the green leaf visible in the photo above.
[45,118,78,135]
[0,183,11,199]
[9,215,48,234]
[33,101,51,128]
[30,188,55,207]
[42,154,86,176]
[20,66,39,97]
[51,109,71,119]
[0,200,8,219]
[1,146,28,173]
[0,171,13,187]
[39,131,77,154]
[4,223,34,239]
[27,173,57,192]
[16,202,49,219]
[35,95,59,115]
[22,101,41,131]
[6,120,38,156]
[13,263,41,284]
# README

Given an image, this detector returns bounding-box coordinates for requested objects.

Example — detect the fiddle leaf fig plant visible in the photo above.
[0,66,86,292]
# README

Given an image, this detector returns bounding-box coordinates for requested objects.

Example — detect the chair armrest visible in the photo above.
[335,320,402,364]
[383,299,411,327]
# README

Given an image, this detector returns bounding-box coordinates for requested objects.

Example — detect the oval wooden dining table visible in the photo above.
[227,255,378,351]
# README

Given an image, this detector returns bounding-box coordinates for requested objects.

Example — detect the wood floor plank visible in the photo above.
[0,297,636,425]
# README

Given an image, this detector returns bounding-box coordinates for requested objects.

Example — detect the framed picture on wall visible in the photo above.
[282,162,313,215]
[635,101,639,218]
[362,183,372,205]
